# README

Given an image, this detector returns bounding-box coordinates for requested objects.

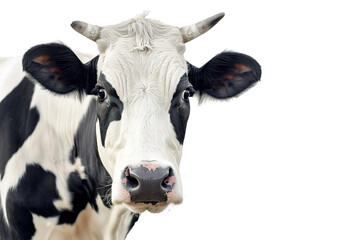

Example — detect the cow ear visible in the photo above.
[22,43,96,94]
[188,52,261,99]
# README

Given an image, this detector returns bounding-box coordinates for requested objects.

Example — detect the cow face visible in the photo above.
[93,22,189,212]
[23,13,261,213]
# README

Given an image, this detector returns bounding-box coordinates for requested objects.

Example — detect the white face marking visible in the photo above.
[94,16,188,209]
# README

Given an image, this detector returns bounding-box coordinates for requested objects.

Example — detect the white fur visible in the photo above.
[104,204,129,240]
[31,214,58,240]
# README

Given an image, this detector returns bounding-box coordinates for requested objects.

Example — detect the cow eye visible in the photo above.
[97,88,108,100]
[182,90,191,100]
[182,88,195,100]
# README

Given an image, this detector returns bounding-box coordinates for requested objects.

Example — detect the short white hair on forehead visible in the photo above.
[96,12,184,53]
[94,12,187,106]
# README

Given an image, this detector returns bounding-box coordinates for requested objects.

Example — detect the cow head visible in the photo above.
[23,13,261,213]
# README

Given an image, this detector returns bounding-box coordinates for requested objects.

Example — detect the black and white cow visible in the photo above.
[0,12,261,239]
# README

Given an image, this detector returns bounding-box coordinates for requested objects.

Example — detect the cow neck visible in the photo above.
[73,98,112,208]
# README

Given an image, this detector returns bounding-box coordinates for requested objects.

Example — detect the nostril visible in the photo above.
[124,167,139,191]
[161,167,175,192]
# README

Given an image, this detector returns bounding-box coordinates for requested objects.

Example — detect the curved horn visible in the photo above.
[71,21,102,41]
[180,12,225,43]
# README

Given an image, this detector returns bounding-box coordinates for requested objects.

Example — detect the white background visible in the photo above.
[1,0,360,239]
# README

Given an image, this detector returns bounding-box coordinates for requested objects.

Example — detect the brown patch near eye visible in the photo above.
[34,55,51,65]
[235,63,252,74]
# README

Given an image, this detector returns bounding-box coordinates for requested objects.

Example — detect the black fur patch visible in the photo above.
[6,164,61,239]
[58,171,98,224]
[84,56,99,94]
[169,75,193,144]
[126,213,140,237]
[3,163,100,239]
[95,73,123,147]
[0,78,39,180]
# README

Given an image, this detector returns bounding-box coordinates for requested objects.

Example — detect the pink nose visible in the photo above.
[122,165,175,205]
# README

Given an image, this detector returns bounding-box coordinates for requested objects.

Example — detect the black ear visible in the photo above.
[22,43,97,94]
[187,51,261,99]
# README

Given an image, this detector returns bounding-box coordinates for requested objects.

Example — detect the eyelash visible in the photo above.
[182,87,195,100]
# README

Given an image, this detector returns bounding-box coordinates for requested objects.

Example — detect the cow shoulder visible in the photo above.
[0,77,39,179]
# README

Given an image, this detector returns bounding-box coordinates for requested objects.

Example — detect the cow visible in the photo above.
[0,12,261,239]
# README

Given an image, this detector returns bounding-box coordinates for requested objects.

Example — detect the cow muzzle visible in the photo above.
[124,165,174,204]
[116,161,179,212]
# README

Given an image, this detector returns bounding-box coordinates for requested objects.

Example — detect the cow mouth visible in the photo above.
[112,190,181,213]
[125,202,169,213]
